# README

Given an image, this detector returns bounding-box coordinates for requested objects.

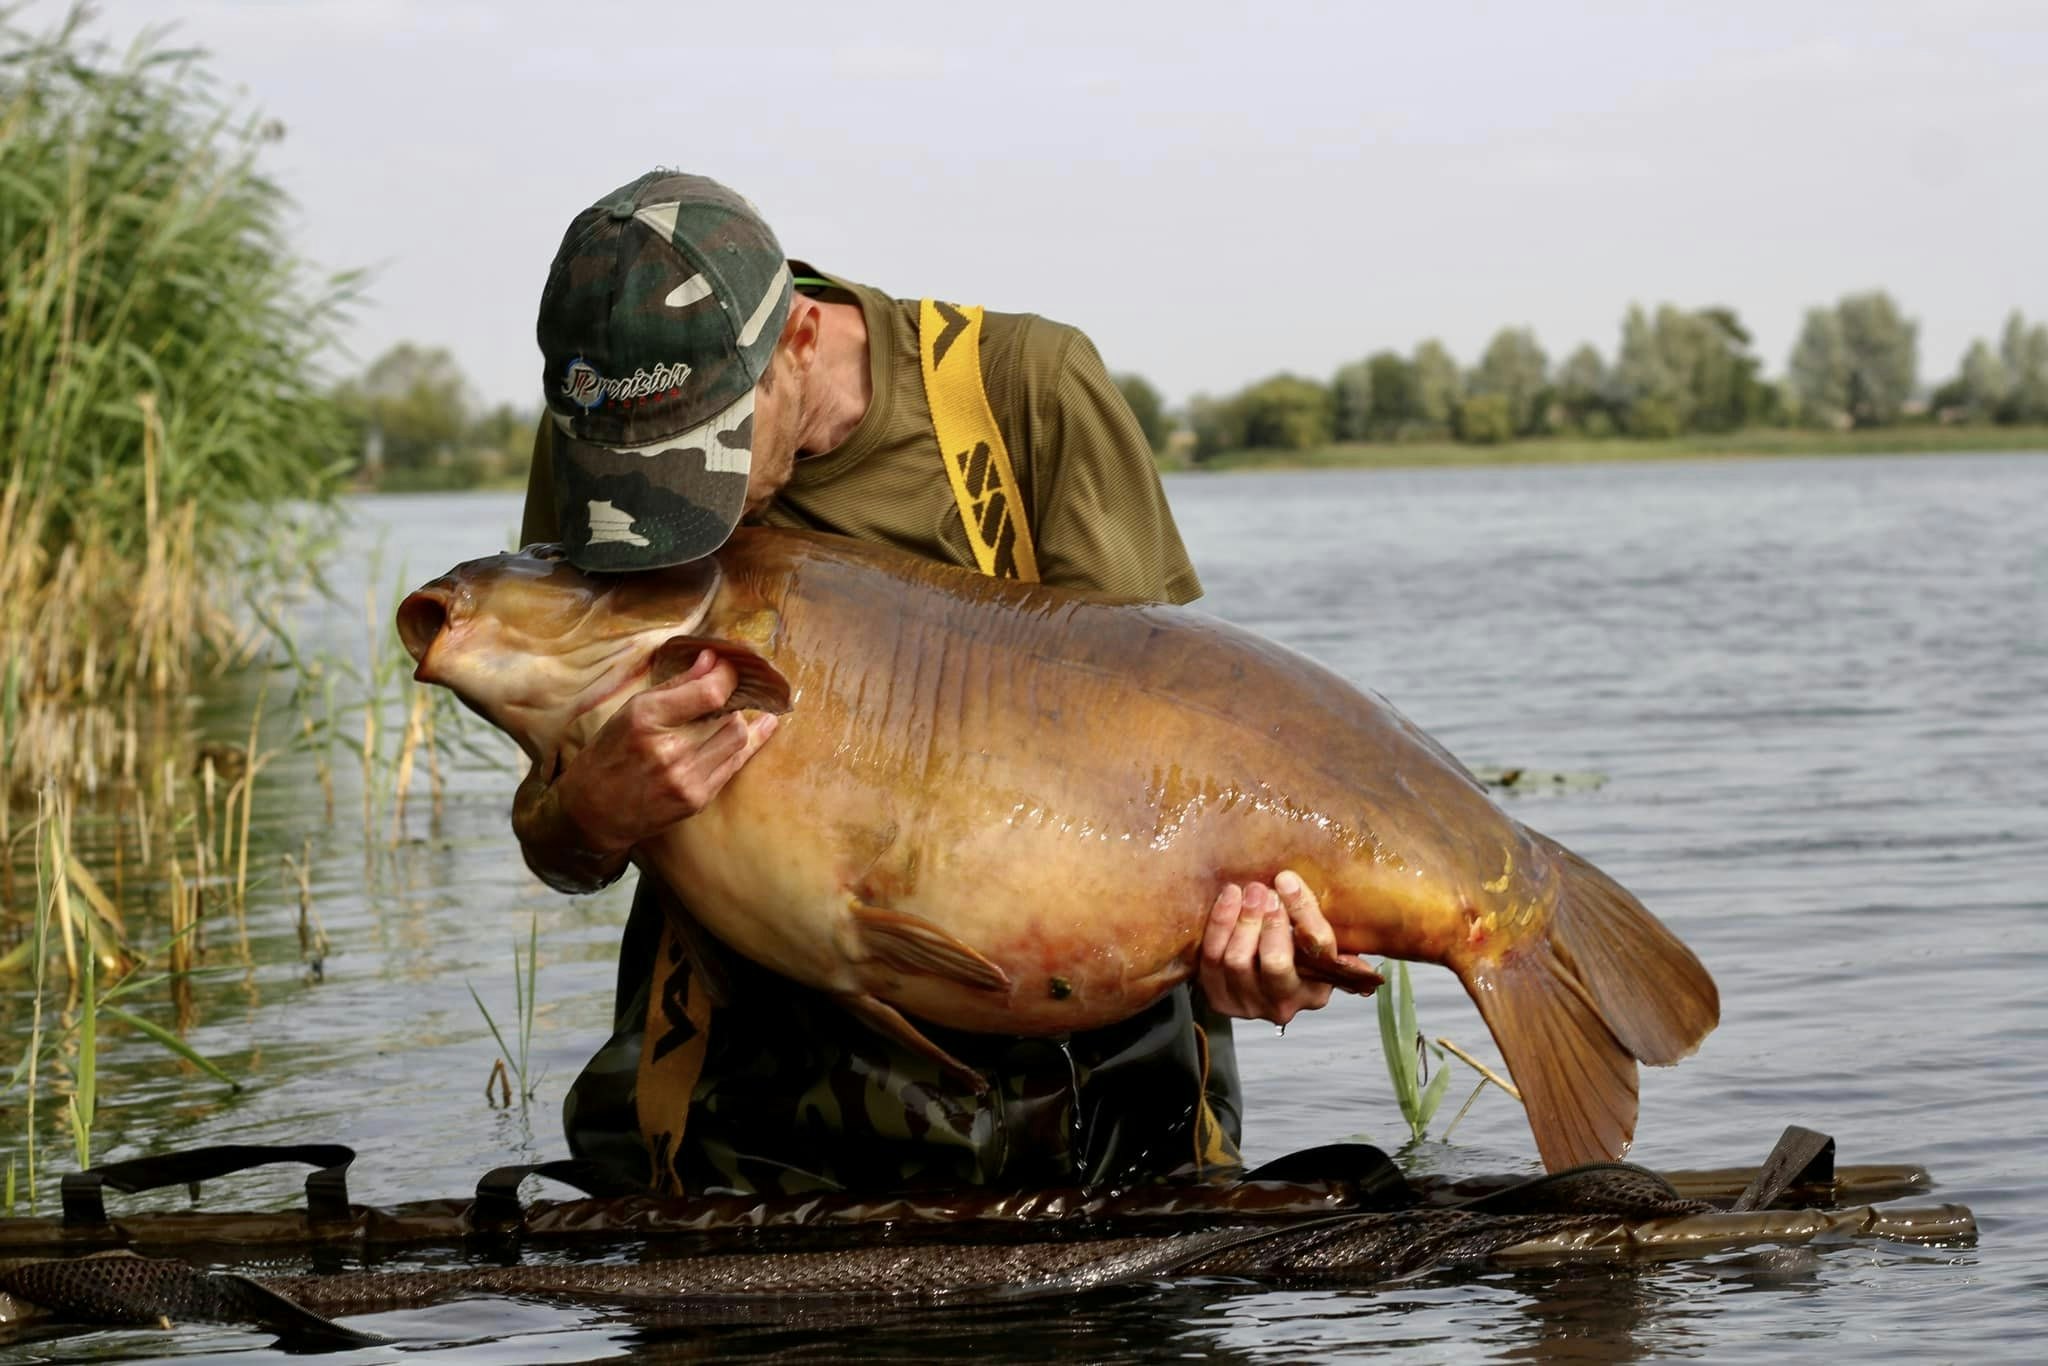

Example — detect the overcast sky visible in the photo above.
[53,1,2048,410]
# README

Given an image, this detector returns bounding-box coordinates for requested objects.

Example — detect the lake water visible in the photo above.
[5,451,2043,1361]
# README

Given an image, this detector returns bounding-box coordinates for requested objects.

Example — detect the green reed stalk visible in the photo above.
[1376,960,1452,1144]
[67,918,96,1170]
[468,913,541,1110]
[23,790,52,1204]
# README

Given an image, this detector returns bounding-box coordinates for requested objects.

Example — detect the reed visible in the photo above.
[1375,959,1453,1145]
[0,10,366,1205]
[0,6,355,795]
[3,778,246,1208]
[469,914,542,1112]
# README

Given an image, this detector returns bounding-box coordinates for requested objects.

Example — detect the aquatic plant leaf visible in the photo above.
[1376,959,1419,1130]
[100,1007,241,1090]
[467,981,517,1083]
[1418,1046,1453,1132]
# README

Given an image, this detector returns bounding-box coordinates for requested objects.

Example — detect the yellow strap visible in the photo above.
[917,299,1040,583]
[1191,1022,1242,1176]
[636,918,714,1193]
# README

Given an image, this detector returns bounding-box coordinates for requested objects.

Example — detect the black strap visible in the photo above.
[61,1144,355,1228]
[1241,1143,1410,1207]
[471,1158,647,1228]
[1730,1125,1836,1213]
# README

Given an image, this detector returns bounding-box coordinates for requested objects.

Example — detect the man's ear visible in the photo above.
[778,296,822,375]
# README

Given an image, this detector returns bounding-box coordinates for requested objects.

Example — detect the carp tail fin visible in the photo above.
[1538,837,1719,1066]
[1462,839,1718,1172]
[1463,938,1640,1172]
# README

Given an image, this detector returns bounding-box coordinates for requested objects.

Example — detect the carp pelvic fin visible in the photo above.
[1296,951,1384,995]
[649,636,793,715]
[849,900,1013,992]
[838,991,990,1093]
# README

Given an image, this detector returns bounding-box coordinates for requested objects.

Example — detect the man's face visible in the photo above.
[743,366,801,517]
[740,307,818,517]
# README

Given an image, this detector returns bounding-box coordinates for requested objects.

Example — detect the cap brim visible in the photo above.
[551,387,755,572]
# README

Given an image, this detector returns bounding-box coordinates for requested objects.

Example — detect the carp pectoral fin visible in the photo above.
[648,636,792,715]
[838,992,990,1094]
[1298,951,1384,995]
[850,901,1013,992]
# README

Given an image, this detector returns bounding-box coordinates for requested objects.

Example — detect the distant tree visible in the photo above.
[1554,343,1610,433]
[1613,305,1689,433]
[1609,303,1770,435]
[1689,307,1773,432]
[1626,395,1683,440]
[1235,374,1331,451]
[1788,307,1852,427]
[339,343,472,472]
[467,403,541,472]
[1186,392,1242,463]
[1940,340,2008,422]
[1453,393,1514,445]
[1114,372,1170,453]
[1469,327,1549,435]
[1999,311,2048,422]
[1330,360,1374,441]
[1834,292,1918,427]
[1365,351,1417,437]
[1791,292,1916,427]
[1411,340,1463,430]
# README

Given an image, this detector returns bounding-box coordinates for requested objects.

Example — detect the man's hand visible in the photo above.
[516,649,778,892]
[1199,871,1371,1025]
[558,648,780,854]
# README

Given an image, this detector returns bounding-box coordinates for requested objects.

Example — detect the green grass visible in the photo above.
[1187,425,2048,473]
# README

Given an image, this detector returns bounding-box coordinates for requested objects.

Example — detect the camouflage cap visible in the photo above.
[536,171,792,571]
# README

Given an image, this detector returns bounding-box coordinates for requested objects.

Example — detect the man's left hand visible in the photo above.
[1199,871,1372,1025]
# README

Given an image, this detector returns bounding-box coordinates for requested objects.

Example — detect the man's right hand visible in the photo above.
[514,648,780,892]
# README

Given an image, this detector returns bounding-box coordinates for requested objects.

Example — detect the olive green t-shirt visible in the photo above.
[522,273,1232,1195]
[520,272,1201,605]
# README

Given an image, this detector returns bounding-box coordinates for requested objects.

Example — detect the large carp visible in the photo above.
[398,529,1717,1171]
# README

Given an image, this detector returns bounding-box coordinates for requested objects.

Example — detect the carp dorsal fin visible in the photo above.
[647,636,793,715]
[849,900,1012,993]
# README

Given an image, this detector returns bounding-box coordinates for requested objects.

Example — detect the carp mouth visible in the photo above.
[397,551,733,767]
[397,581,455,684]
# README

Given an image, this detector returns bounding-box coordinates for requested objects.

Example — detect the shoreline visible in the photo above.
[350,426,2048,495]
[1175,426,2048,474]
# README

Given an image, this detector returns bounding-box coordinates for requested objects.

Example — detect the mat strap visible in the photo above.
[62,1144,356,1228]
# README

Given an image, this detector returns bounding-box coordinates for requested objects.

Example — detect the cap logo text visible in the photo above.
[561,357,694,410]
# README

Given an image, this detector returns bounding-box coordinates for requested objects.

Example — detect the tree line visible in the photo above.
[341,292,2048,488]
[1112,295,2048,461]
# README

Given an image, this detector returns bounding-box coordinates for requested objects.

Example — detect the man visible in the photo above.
[515,171,1365,1196]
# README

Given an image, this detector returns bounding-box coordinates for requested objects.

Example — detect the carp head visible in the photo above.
[397,544,782,763]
